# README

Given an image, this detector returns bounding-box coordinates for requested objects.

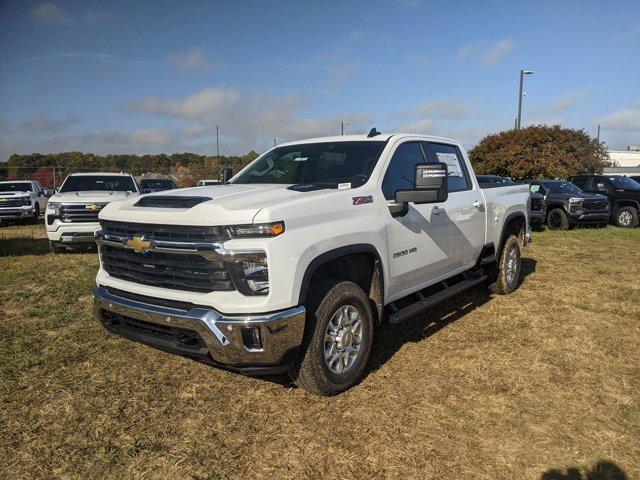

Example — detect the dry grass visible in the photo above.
[1,223,639,479]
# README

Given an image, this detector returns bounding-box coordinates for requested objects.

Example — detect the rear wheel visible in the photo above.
[487,234,521,295]
[614,206,639,228]
[293,279,374,396]
[547,208,569,230]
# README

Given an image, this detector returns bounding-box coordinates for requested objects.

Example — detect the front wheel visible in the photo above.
[547,208,570,230]
[293,280,374,396]
[614,206,639,228]
[487,234,522,295]
[30,205,40,224]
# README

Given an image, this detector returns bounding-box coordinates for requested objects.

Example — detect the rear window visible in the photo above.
[60,175,136,193]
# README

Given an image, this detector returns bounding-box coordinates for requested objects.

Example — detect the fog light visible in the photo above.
[241,326,263,350]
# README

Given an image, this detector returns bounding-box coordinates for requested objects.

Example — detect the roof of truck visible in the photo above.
[0,180,31,183]
[67,172,132,176]
[277,133,459,147]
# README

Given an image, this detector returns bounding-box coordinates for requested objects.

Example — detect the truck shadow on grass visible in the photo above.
[367,257,537,378]
[0,237,50,256]
[540,459,627,480]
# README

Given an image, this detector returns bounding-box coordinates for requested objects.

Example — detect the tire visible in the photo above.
[487,234,521,295]
[30,205,40,224]
[293,279,374,396]
[547,208,570,230]
[49,241,64,254]
[614,206,639,229]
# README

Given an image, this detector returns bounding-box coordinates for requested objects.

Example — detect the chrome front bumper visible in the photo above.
[93,286,306,370]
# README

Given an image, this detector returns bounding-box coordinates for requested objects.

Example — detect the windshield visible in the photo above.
[232,141,387,188]
[609,176,640,190]
[140,179,175,189]
[0,182,32,192]
[544,181,583,194]
[60,175,136,193]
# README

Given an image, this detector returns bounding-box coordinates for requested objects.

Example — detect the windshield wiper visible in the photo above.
[287,183,335,192]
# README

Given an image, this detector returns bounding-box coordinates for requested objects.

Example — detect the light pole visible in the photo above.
[341,121,349,135]
[516,69,534,130]
[597,124,601,142]
[273,137,281,147]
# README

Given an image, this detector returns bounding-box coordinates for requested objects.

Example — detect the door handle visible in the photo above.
[472,200,482,209]
[432,206,445,215]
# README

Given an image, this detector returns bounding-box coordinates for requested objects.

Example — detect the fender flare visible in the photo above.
[297,243,384,305]
[613,199,640,211]
[497,211,527,255]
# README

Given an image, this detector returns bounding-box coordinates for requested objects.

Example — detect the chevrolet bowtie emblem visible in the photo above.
[125,236,154,253]
[86,204,102,211]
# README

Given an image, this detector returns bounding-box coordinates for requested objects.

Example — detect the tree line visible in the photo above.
[0,151,260,187]
[0,125,613,187]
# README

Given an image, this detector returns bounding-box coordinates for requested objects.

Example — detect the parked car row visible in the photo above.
[477,174,640,230]
[0,180,49,224]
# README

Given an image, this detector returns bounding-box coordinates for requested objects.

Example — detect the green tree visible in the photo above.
[469,125,611,180]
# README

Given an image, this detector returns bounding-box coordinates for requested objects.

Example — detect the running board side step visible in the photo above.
[388,275,487,325]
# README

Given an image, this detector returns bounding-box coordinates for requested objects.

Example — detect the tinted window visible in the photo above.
[233,141,386,187]
[60,175,136,193]
[543,181,582,194]
[570,177,588,190]
[140,179,175,190]
[0,182,32,192]
[381,142,425,200]
[609,176,640,189]
[425,143,470,192]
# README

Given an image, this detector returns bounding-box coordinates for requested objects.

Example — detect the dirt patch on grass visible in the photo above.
[1,225,639,479]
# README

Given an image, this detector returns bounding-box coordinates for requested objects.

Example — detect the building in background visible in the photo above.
[604,145,640,176]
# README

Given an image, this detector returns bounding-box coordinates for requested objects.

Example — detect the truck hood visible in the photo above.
[50,190,138,204]
[99,183,347,225]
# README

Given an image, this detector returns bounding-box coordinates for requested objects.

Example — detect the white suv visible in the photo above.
[46,172,139,251]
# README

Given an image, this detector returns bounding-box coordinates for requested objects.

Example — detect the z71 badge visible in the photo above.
[352,195,373,206]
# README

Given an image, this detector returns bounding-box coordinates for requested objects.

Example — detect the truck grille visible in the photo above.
[0,197,26,207]
[101,244,234,293]
[530,197,543,211]
[100,220,229,243]
[60,203,104,223]
[582,200,608,212]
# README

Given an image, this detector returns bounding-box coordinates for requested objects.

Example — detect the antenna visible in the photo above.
[367,127,381,138]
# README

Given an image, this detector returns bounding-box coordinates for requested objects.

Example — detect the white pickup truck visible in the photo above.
[93,133,531,395]
[46,172,139,252]
[0,180,48,224]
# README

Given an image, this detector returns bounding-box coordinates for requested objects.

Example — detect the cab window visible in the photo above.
[381,142,426,200]
[423,142,471,192]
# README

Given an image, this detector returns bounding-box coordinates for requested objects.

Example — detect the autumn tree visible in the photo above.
[469,125,611,180]
[33,165,55,188]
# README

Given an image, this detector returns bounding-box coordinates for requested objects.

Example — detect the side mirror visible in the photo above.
[221,168,233,184]
[395,162,448,205]
[43,189,54,197]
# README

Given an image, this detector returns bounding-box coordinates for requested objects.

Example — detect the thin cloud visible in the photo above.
[456,44,476,60]
[481,38,516,66]
[19,114,80,134]
[29,3,112,25]
[168,47,214,71]
[598,107,640,132]
[30,3,73,25]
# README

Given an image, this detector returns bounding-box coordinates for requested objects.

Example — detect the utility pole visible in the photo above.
[597,124,601,142]
[216,125,219,157]
[516,69,534,130]
[341,121,349,135]
[273,137,281,147]
[52,165,56,190]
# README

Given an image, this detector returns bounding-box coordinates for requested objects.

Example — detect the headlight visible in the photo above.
[227,221,285,238]
[568,197,583,204]
[48,202,62,212]
[228,255,269,295]
[22,197,32,206]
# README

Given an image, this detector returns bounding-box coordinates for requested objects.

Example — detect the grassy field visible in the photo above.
[1,223,638,479]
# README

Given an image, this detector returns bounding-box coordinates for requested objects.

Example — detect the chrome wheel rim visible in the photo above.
[505,245,520,287]
[324,305,363,375]
[619,211,632,226]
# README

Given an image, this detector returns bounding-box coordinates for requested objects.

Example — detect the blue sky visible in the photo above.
[0,0,639,160]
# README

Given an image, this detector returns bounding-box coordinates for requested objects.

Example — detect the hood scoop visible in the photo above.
[135,196,212,209]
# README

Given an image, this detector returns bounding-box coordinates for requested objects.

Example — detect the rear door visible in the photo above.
[423,142,485,268]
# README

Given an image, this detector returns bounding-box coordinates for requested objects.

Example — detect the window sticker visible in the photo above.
[338,182,351,189]
[294,157,308,162]
[435,152,463,177]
